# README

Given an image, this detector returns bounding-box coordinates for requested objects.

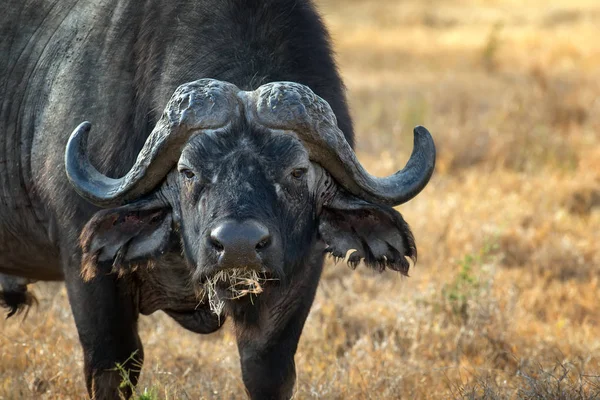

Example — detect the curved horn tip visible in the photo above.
[66,122,92,152]
[69,122,92,143]
[413,125,436,156]
[75,121,92,133]
[413,125,433,141]
[66,122,93,155]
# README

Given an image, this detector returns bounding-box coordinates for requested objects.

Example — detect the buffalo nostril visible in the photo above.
[209,220,272,267]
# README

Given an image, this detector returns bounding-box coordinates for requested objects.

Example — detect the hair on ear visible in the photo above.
[79,201,173,281]
[319,194,417,275]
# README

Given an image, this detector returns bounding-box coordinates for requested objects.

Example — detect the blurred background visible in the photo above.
[1,0,599,398]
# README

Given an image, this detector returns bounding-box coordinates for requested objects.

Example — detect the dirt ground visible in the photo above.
[1,0,599,398]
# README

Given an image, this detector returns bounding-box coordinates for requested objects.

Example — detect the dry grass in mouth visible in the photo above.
[200,268,274,315]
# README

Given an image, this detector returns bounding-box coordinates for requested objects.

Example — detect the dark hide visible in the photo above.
[78,192,224,334]
[0,0,424,399]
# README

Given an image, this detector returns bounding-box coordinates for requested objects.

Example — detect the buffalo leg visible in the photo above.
[236,315,303,399]
[235,258,324,400]
[63,249,143,399]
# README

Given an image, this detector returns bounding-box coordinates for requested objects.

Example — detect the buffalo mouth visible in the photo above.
[198,268,278,315]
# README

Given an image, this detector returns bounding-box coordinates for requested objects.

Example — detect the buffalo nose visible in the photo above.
[209,220,271,268]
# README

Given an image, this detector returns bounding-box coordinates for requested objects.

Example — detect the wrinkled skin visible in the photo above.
[1,0,420,399]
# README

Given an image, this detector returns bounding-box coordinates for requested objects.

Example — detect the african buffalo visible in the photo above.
[0,0,435,398]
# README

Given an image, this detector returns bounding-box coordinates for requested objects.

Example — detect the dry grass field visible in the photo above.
[2,0,600,398]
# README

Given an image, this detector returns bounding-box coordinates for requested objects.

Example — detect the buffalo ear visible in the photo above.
[318,192,416,275]
[80,200,174,281]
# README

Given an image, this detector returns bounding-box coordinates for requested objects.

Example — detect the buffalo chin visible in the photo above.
[163,307,224,334]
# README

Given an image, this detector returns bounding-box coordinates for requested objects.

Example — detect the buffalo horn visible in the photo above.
[241,82,436,206]
[65,79,240,207]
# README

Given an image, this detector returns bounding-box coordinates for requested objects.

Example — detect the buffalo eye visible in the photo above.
[179,168,196,180]
[291,168,307,179]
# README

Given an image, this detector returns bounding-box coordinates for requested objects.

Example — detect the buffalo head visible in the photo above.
[65,79,435,315]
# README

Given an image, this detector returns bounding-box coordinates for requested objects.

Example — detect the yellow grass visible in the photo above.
[2,0,599,398]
